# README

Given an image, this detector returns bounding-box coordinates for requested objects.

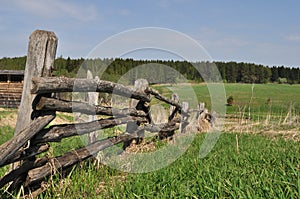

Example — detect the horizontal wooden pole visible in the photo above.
[1,144,49,167]
[0,113,55,167]
[36,97,147,117]
[26,132,139,186]
[0,157,47,189]
[31,77,150,102]
[32,116,148,144]
[144,118,181,133]
[145,87,182,111]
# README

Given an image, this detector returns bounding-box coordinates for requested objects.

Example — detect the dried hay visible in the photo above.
[125,139,156,153]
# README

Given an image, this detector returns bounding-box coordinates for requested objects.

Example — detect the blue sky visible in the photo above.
[0,0,300,67]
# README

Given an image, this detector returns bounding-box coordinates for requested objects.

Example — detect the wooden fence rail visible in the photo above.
[0,30,215,197]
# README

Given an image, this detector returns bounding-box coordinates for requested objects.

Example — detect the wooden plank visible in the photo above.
[31,77,151,102]
[15,30,58,135]
[0,114,55,167]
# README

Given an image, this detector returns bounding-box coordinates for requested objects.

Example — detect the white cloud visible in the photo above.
[194,27,252,55]
[120,9,131,16]
[157,0,170,9]
[285,34,300,42]
[9,0,98,22]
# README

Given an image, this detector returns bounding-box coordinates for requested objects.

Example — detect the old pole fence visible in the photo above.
[0,30,215,197]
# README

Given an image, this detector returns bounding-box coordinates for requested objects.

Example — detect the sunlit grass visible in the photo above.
[38,133,300,198]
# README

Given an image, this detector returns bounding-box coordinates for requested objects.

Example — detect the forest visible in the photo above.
[0,56,299,84]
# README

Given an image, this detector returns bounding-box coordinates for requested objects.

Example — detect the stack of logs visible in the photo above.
[0,82,23,108]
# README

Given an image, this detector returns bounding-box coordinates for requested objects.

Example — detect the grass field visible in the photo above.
[34,134,300,198]
[0,83,299,198]
[154,83,300,136]
[154,83,300,114]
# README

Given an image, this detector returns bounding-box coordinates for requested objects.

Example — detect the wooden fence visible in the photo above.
[0,30,214,197]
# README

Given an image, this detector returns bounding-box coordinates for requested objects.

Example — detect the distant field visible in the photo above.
[154,83,300,113]
[154,83,300,134]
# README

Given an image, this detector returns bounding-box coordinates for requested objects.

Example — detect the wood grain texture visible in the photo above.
[15,30,57,135]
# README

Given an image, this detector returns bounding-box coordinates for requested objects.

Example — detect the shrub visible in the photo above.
[227,96,234,106]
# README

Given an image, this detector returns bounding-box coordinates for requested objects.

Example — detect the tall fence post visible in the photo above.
[169,93,179,122]
[87,70,99,144]
[180,102,189,133]
[15,30,58,135]
[11,30,58,184]
[123,79,149,149]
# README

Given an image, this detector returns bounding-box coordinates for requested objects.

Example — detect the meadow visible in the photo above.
[0,83,299,198]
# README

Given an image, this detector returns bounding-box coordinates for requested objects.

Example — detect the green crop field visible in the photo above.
[0,83,299,198]
[154,83,300,114]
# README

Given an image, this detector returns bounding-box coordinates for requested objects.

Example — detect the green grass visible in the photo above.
[0,126,14,177]
[0,125,14,145]
[36,133,300,198]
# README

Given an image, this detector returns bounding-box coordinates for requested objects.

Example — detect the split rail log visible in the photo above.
[35,96,147,117]
[0,157,48,189]
[1,144,49,167]
[144,118,181,133]
[26,131,141,186]
[32,116,148,144]
[0,114,55,167]
[145,87,182,111]
[31,77,150,102]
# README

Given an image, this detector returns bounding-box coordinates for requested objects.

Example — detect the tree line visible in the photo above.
[0,56,299,84]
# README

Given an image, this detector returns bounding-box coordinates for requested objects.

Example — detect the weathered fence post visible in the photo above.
[15,30,58,135]
[87,70,99,144]
[180,102,189,133]
[123,79,149,149]
[169,93,179,122]
[11,30,58,186]
[157,93,180,139]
